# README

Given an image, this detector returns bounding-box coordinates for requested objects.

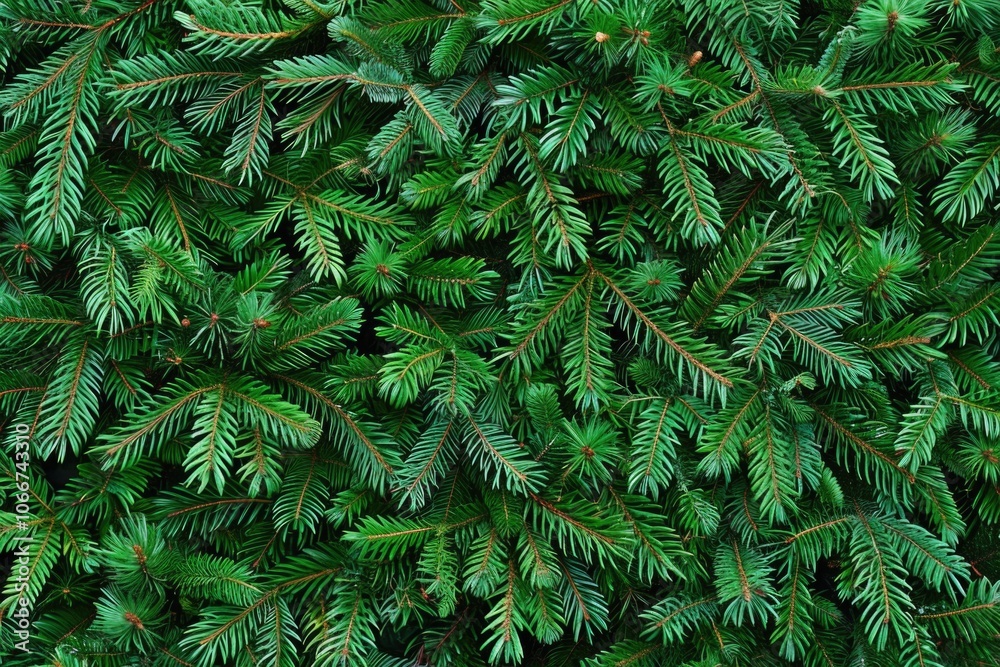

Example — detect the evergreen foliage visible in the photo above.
[1,0,1000,665]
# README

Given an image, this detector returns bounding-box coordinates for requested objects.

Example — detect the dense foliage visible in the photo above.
[2,0,1000,665]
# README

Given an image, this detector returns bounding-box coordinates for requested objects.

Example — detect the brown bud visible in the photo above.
[180,317,191,327]
[132,544,148,566]
[253,318,271,329]
[886,11,898,31]
[688,51,703,67]
[595,31,610,43]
